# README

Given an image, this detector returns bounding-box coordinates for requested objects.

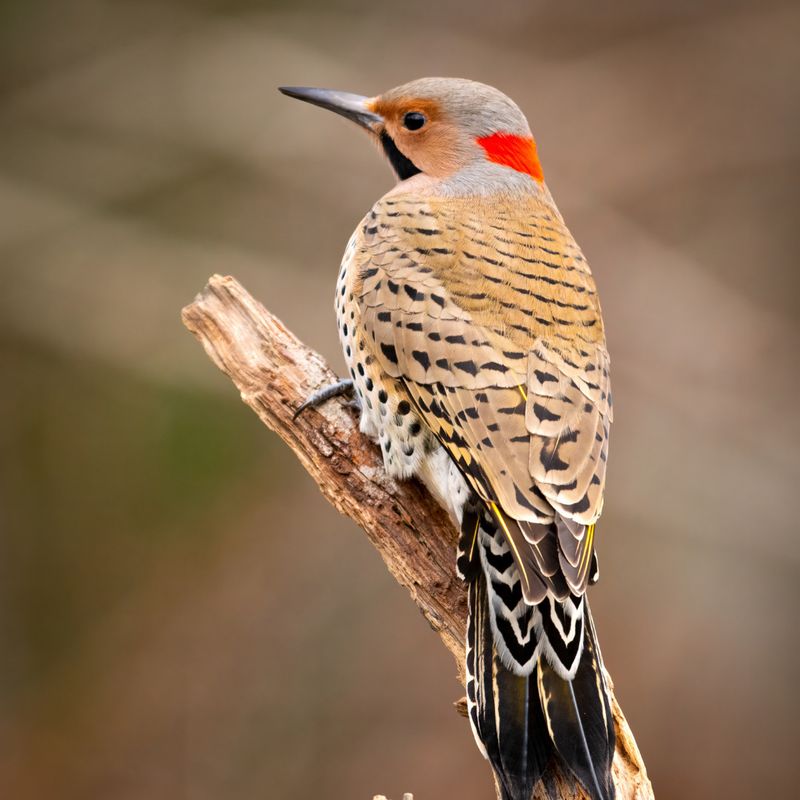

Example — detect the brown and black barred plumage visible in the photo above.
[282,78,616,800]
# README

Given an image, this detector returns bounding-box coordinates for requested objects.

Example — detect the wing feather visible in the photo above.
[353,193,611,599]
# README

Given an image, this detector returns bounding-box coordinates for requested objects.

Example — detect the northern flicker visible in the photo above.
[281,78,615,800]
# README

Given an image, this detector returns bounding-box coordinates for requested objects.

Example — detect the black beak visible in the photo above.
[279,86,383,132]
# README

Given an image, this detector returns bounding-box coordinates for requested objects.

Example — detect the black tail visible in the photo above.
[466,572,616,800]
[538,607,616,800]
[467,575,552,800]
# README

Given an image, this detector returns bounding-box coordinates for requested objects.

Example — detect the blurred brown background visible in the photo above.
[0,1,798,798]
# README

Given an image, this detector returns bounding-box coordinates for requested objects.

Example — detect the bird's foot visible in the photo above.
[293,379,357,420]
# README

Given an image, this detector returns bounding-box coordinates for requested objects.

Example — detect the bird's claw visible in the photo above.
[293,379,356,420]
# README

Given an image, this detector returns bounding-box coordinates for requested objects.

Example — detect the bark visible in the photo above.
[181,274,654,800]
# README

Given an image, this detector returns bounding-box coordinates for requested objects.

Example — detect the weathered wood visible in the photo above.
[182,274,654,800]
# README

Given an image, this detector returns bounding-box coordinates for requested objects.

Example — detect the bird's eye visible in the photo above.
[403,112,426,131]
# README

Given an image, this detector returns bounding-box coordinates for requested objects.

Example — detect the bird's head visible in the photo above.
[279,77,543,185]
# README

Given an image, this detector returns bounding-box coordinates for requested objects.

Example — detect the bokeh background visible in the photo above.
[1,1,798,798]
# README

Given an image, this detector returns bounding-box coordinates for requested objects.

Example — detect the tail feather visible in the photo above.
[537,612,616,800]
[467,576,551,800]
[574,608,616,796]
[464,513,615,800]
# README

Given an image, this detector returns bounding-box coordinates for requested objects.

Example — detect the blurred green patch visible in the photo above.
[0,331,280,706]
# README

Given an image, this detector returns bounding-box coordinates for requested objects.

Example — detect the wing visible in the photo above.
[353,192,612,600]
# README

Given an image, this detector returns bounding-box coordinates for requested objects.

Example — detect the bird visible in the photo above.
[281,78,616,800]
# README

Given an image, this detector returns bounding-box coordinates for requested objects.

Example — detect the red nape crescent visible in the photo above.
[477,132,544,182]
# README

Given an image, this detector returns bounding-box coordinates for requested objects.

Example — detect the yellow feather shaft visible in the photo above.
[489,501,530,594]
[578,523,595,579]
[469,513,480,561]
